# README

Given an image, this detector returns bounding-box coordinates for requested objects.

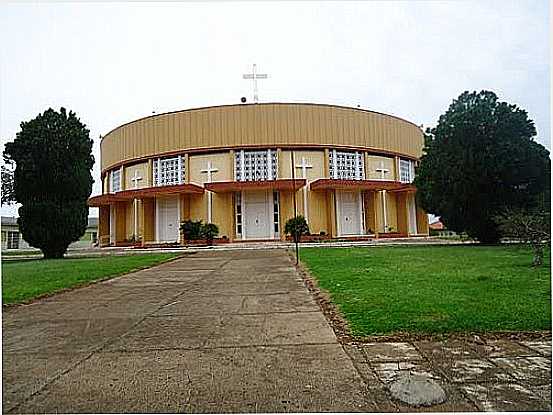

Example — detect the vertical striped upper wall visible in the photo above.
[100,103,424,172]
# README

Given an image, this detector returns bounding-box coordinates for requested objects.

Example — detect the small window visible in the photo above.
[400,159,415,183]
[7,231,19,249]
[110,169,121,193]
[273,191,280,234]
[235,192,242,236]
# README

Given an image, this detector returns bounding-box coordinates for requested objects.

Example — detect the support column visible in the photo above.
[396,192,409,236]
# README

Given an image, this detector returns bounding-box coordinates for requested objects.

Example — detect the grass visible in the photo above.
[300,245,551,336]
[2,253,179,305]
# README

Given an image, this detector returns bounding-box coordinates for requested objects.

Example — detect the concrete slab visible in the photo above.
[461,383,550,412]
[361,342,423,362]
[14,345,377,413]
[490,356,551,385]
[520,340,552,357]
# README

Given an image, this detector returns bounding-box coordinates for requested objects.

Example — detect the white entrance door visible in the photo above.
[157,197,180,242]
[407,193,418,235]
[109,206,116,244]
[244,191,272,239]
[337,190,363,236]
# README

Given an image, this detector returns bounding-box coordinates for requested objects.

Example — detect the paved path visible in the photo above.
[3,248,551,413]
[3,249,374,413]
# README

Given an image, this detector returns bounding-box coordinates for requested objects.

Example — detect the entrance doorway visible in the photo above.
[336,190,364,236]
[156,196,180,242]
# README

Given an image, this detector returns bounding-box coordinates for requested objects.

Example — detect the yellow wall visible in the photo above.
[142,198,155,242]
[212,192,233,239]
[188,152,232,185]
[366,155,396,181]
[124,162,149,190]
[101,103,424,171]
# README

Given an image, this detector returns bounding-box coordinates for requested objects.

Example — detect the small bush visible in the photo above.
[201,223,219,245]
[284,216,310,243]
[180,220,203,243]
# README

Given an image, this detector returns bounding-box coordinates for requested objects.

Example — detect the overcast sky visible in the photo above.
[1,0,550,217]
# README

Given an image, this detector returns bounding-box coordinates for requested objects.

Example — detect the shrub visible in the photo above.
[284,215,310,243]
[180,220,203,243]
[201,223,219,246]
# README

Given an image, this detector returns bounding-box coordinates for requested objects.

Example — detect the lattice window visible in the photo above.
[235,149,277,181]
[329,150,365,180]
[273,191,280,234]
[110,169,121,193]
[153,156,185,186]
[400,159,415,183]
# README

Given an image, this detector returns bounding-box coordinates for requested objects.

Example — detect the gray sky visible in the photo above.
[1,0,550,217]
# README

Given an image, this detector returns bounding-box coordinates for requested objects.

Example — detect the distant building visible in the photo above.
[1,217,98,250]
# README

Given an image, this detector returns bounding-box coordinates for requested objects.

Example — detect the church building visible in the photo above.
[88,103,428,246]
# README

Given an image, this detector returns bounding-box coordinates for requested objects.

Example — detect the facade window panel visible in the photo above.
[400,159,415,183]
[235,192,242,236]
[329,150,365,180]
[110,169,122,193]
[234,149,277,182]
[153,155,185,186]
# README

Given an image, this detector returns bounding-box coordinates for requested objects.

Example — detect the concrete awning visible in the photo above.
[310,179,416,193]
[87,183,205,206]
[205,179,306,193]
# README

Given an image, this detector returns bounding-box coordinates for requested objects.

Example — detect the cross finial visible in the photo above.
[242,64,268,103]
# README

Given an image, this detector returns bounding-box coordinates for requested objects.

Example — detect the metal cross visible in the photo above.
[295,157,313,223]
[242,64,268,103]
[201,161,218,223]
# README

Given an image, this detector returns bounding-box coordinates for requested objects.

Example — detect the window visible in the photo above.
[235,192,242,236]
[235,149,277,181]
[7,231,19,249]
[273,191,280,234]
[153,156,185,186]
[400,159,415,183]
[329,150,365,180]
[110,169,121,193]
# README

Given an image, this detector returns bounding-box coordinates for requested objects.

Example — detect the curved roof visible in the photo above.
[100,102,423,172]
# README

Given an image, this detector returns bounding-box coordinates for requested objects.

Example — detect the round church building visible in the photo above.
[89,103,429,246]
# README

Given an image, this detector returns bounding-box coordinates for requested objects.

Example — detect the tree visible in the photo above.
[284,215,310,243]
[1,162,15,205]
[3,108,94,258]
[415,91,550,244]
[495,205,550,266]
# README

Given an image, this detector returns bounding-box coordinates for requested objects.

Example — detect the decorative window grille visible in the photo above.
[273,191,280,234]
[235,192,242,236]
[110,169,121,193]
[328,150,365,180]
[235,149,277,181]
[153,156,185,186]
[400,159,415,183]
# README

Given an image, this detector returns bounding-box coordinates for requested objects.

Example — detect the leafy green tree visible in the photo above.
[1,162,15,205]
[284,215,310,243]
[415,91,550,244]
[3,108,94,258]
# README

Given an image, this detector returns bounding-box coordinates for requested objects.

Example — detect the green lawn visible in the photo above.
[300,245,551,336]
[2,253,179,305]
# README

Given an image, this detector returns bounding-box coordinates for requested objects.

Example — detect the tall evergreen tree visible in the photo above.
[414,91,550,244]
[3,108,94,258]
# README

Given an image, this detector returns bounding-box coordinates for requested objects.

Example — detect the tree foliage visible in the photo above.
[179,220,219,245]
[1,162,15,205]
[284,215,310,243]
[3,108,94,258]
[414,91,550,244]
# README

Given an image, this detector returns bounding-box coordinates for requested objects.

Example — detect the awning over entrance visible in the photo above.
[310,179,416,193]
[88,194,128,207]
[87,183,204,206]
[205,179,306,193]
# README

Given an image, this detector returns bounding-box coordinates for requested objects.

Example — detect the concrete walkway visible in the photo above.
[3,249,374,413]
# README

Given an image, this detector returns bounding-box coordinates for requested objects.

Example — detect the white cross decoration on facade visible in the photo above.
[375,161,390,180]
[375,161,390,232]
[201,161,218,223]
[131,170,143,240]
[242,64,268,103]
[295,157,313,223]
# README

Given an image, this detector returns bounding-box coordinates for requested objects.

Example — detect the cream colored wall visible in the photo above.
[124,162,149,190]
[188,152,232,185]
[212,192,233,239]
[279,150,325,179]
[366,155,396,181]
[101,103,423,171]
